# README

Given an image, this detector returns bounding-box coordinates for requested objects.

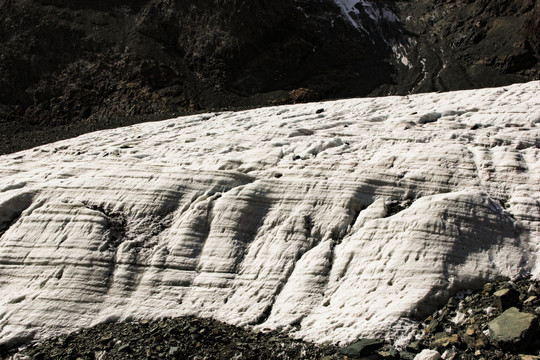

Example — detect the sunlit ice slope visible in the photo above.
[0,82,539,347]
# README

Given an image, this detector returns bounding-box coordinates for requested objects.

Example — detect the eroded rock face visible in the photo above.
[0,82,538,348]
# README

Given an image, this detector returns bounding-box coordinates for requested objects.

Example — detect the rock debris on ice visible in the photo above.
[0,82,539,347]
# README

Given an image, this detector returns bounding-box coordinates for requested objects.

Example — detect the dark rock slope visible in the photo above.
[0,0,539,154]
[392,0,540,94]
[0,0,391,153]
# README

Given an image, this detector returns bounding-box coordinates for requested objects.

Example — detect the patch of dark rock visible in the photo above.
[3,316,344,360]
[417,112,442,125]
[0,193,34,238]
[340,338,384,357]
[393,0,539,95]
[384,199,413,217]
[0,0,397,155]
[84,204,127,250]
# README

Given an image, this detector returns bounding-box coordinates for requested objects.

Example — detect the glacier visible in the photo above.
[0,82,539,347]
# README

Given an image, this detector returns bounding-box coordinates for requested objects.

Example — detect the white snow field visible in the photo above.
[0,82,539,347]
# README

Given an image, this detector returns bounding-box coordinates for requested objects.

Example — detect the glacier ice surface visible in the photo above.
[0,81,539,346]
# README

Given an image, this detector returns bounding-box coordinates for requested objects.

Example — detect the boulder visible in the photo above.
[488,307,539,351]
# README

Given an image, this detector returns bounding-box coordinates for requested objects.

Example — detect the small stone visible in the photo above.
[474,350,482,356]
[461,334,475,349]
[483,283,494,294]
[168,346,179,355]
[528,284,539,296]
[425,319,440,334]
[340,339,384,357]
[406,341,421,353]
[414,349,441,360]
[432,333,460,348]
[315,108,325,114]
[100,335,112,344]
[465,326,476,336]
[378,346,399,358]
[441,347,457,360]
[519,355,540,360]
[118,344,131,352]
[447,297,458,308]
[475,334,488,349]
[400,351,417,360]
[493,288,520,311]
[524,296,537,305]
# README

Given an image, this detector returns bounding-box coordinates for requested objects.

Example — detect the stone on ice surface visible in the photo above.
[0,82,539,348]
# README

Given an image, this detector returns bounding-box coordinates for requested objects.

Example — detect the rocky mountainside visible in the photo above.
[0,0,539,154]
[392,0,540,94]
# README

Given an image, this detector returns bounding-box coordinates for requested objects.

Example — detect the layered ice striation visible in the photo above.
[0,82,539,347]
